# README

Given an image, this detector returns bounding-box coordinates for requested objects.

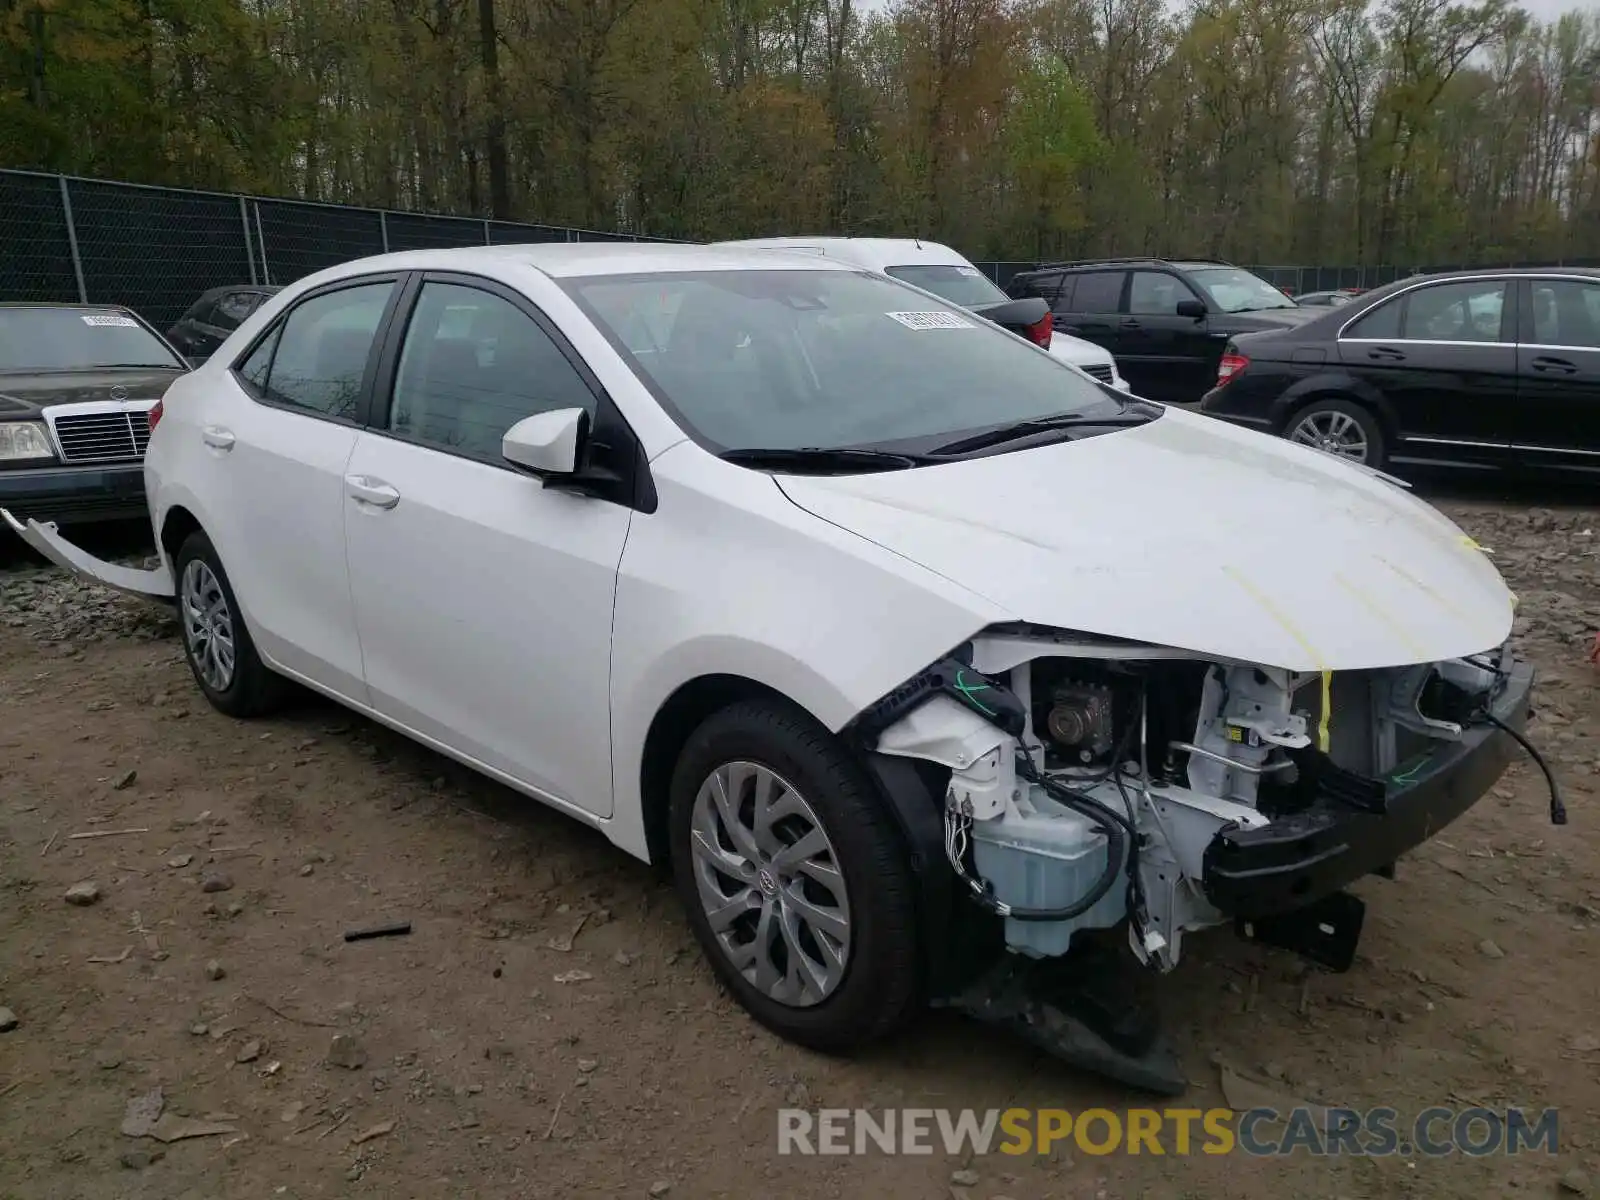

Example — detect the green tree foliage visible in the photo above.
[1005,54,1103,258]
[2,0,1596,261]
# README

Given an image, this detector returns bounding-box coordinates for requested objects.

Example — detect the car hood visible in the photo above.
[774,409,1513,672]
[0,369,185,414]
[1228,306,1318,329]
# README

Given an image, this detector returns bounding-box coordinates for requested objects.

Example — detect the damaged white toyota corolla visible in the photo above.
[5,244,1561,1094]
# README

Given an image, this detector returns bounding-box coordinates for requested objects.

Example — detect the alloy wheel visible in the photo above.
[688,760,851,1008]
[181,558,236,692]
[1288,410,1370,462]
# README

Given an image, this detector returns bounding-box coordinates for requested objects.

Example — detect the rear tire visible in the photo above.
[174,530,284,718]
[1282,398,1386,468]
[668,699,919,1053]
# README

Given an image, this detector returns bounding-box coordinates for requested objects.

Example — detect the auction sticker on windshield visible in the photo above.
[81,314,139,327]
[886,311,974,331]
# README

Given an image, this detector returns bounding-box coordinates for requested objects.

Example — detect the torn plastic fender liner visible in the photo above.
[851,654,1026,742]
[857,750,1005,998]
[0,508,175,601]
[851,655,1029,821]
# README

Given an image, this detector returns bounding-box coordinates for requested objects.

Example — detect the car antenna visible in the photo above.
[915,237,922,249]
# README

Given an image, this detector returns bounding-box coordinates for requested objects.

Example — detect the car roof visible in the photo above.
[712,237,974,272]
[0,301,135,312]
[285,243,852,287]
[1347,265,1600,305]
[198,284,282,298]
[1018,257,1234,275]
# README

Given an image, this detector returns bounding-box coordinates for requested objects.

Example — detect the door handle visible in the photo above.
[1531,356,1577,375]
[201,426,235,450]
[1119,319,1143,330]
[345,474,401,509]
[1367,346,1406,362]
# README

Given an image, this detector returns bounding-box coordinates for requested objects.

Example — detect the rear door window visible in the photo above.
[236,281,394,421]
[1067,272,1124,314]
[1529,281,1600,349]
[1048,275,1077,314]
[1403,280,1508,342]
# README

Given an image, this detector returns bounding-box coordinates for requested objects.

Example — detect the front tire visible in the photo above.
[174,530,284,718]
[668,699,919,1053]
[1283,398,1386,468]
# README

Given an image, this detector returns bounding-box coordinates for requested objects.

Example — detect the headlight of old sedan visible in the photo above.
[0,422,55,462]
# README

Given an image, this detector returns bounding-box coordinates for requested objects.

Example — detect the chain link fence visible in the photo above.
[0,169,684,330]
[8,169,1598,330]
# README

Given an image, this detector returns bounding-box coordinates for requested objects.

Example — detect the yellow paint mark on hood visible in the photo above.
[1334,574,1430,661]
[1378,555,1470,626]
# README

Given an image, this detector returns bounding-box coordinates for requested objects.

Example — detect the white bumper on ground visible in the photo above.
[1,508,175,600]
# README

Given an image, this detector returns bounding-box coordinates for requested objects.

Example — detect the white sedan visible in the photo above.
[5,243,1549,1090]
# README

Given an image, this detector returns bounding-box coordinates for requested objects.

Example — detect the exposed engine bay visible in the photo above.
[855,627,1558,977]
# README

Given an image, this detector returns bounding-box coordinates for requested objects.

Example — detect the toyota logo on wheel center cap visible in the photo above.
[757,868,778,896]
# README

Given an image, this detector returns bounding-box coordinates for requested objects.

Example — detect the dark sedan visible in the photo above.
[0,304,188,526]
[1198,268,1600,476]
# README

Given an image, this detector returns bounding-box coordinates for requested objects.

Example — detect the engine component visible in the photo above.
[1044,683,1115,764]
[968,777,1129,957]
[1183,665,1309,804]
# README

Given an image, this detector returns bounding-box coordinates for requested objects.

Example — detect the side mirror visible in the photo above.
[973,296,1051,337]
[503,407,588,477]
[1176,299,1208,321]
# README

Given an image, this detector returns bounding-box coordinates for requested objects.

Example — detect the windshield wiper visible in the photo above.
[929,410,1157,456]
[718,446,945,473]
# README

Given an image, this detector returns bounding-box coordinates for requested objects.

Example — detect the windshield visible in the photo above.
[565,269,1121,454]
[1186,268,1297,313]
[883,264,1009,308]
[0,308,183,372]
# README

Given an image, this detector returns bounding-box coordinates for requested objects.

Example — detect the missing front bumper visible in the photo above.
[1201,656,1534,920]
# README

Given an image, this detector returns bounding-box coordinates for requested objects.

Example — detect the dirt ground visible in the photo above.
[1,493,1598,1200]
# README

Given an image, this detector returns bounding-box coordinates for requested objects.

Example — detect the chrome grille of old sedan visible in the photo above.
[48,410,153,463]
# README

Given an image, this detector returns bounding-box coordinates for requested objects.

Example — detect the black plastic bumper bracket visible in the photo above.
[1235,889,1366,972]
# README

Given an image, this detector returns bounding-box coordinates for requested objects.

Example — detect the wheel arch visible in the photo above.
[637,671,989,1000]
[638,674,821,870]
[1272,374,1397,441]
[159,504,204,567]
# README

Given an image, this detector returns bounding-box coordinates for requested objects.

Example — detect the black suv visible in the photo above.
[1005,258,1314,403]
[166,285,281,363]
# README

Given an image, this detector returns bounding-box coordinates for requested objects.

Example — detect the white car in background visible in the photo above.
[4,243,1546,1096]
[718,237,1130,391]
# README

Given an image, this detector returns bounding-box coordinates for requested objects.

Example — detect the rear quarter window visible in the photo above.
[1343,297,1402,340]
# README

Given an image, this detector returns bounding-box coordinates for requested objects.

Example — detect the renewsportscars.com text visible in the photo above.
[777,1106,1559,1157]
